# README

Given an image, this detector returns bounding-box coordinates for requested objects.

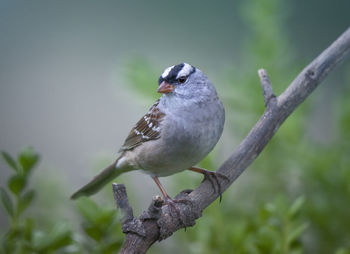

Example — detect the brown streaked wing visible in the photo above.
[119,100,164,152]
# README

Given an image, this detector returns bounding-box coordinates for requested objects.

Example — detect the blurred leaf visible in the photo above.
[24,218,34,241]
[97,209,116,229]
[18,147,39,175]
[287,223,308,245]
[124,57,159,101]
[18,190,36,215]
[336,248,350,254]
[288,196,305,218]
[83,224,102,241]
[76,197,120,246]
[76,198,100,224]
[33,222,73,252]
[45,222,73,251]
[1,151,19,172]
[8,175,26,196]
[99,239,123,253]
[0,187,14,217]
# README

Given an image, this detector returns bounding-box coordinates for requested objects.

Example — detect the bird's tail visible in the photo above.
[70,157,129,200]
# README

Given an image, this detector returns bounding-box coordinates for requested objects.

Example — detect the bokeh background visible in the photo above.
[1,0,350,253]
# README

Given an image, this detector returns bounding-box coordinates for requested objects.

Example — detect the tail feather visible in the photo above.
[71,159,127,200]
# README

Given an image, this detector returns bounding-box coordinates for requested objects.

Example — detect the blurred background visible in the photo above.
[0,0,349,253]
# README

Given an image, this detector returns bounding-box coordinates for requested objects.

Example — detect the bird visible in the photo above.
[71,63,226,205]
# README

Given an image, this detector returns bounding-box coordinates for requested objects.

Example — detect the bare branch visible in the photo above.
[115,26,350,253]
[117,194,164,254]
[113,184,134,224]
[258,69,276,107]
[113,184,145,238]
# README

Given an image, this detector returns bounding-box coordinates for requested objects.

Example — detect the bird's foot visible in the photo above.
[189,167,229,202]
[163,195,191,228]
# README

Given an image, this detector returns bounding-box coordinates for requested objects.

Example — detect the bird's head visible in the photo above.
[157,63,198,95]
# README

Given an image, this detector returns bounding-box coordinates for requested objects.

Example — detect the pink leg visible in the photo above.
[152,176,171,200]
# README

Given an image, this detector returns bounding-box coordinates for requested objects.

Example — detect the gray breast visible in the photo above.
[161,96,224,166]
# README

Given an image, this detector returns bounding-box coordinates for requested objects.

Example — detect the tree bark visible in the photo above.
[113,26,350,253]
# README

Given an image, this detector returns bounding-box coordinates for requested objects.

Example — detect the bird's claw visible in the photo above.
[163,196,191,228]
[201,171,229,202]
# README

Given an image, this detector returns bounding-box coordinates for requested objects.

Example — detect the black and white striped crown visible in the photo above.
[158,63,195,84]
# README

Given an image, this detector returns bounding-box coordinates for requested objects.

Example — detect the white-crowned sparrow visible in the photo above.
[71,63,225,202]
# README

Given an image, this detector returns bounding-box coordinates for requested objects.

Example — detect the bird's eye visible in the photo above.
[178,77,187,83]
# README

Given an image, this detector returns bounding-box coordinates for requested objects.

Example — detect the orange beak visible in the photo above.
[158,81,174,94]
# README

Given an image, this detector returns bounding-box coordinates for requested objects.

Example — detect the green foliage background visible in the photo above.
[1,0,350,253]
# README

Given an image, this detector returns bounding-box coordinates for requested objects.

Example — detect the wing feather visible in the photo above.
[119,100,164,151]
